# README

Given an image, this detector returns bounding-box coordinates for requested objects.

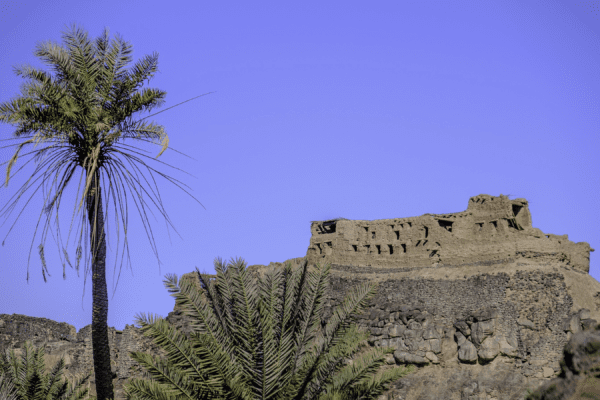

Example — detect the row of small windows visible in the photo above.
[315,241,440,258]
[361,220,453,240]
[352,244,406,254]
[318,218,524,238]
[321,220,452,239]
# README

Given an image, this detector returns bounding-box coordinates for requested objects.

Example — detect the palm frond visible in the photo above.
[0,23,216,400]
[0,341,94,400]
[153,271,245,387]
[121,257,415,400]
[290,267,377,400]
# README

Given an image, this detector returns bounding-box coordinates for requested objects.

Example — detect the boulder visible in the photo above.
[525,322,600,399]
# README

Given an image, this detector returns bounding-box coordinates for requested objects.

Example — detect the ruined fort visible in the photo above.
[1,194,598,399]
[305,194,593,273]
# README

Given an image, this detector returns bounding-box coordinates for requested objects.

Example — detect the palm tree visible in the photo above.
[121,257,416,399]
[0,340,95,400]
[0,23,213,400]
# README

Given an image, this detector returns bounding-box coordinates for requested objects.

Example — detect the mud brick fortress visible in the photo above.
[306,194,593,273]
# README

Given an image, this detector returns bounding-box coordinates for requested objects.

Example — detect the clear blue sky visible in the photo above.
[0,0,598,333]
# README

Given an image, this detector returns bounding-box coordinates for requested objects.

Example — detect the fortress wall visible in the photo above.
[306,194,594,273]
[314,263,592,398]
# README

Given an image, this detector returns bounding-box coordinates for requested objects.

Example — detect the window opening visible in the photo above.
[507,219,521,230]
[438,220,453,232]
[512,204,522,218]
[318,220,337,234]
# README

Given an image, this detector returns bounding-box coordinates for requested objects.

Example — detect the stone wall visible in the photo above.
[0,272,217,400]
[0,313,185,400]
[250,253,600,399]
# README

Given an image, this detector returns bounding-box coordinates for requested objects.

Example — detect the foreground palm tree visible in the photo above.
[122,257,416,399]
[0,23,212,400]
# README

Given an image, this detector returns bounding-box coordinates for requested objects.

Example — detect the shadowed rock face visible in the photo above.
[524,322,600,400]
[1,194,598,400]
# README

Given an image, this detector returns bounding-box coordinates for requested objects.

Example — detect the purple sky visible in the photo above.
[1,0,599,333]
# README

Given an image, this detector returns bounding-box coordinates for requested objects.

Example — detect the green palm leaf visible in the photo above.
[0,23,213,400]
[0,340,95,400]
[119,257,416,400]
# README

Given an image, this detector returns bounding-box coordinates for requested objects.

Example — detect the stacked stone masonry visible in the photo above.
[1,194,598,399]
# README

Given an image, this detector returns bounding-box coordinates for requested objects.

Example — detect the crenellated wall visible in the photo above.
[306,194,595,273]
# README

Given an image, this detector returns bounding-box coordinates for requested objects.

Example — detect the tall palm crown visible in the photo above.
[0,23,211,400]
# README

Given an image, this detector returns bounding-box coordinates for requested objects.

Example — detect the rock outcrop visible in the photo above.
[0,312,199,400]
[524,321,600,399]
[0,271,216,400]
[1,194,597,400]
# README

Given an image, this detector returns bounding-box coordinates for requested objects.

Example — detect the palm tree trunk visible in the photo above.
[86,170,115,400]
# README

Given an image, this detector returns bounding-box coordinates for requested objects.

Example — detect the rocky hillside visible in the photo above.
[1,194,597,399]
